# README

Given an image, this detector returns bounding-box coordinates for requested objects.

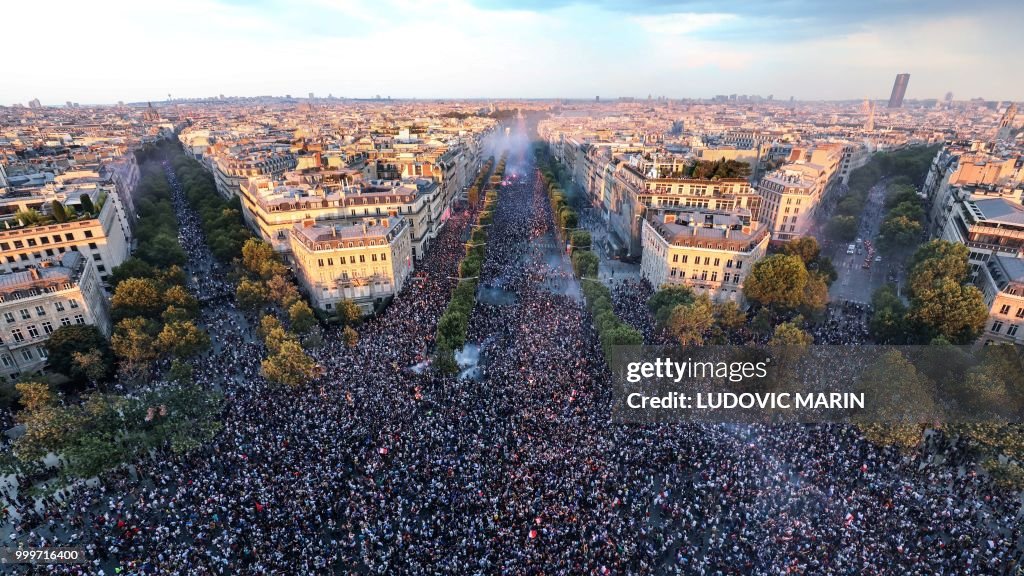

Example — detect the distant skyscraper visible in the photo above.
[888,73,910,108]
[309,92,314,99]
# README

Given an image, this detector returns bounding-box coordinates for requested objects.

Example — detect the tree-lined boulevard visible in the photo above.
[0,119,1021,575]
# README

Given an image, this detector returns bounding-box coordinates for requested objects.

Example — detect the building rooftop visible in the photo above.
[0,251,84,300]
[645,208,768,251]
[290,217,407,251]
[969,197,1024,226]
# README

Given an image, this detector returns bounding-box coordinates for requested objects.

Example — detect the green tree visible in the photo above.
[907,277,988,343]
[857,350,939,451]
[869,285,908,343]
[878,215,922,252]
[570,230,592,250]
[108,258,155,287]
[71,350,109,389]
[45,325,113,382]
[111,277,164,320]
[908,240,971,296]
[111,317,159,378]
[343,326,359,348]
[571,250,599,278]
[827,215,858,242]
[51,200,68,223]
[163,285,199,316]
[236,278,270,311]
[666,294,715,345]
[267,274,301,309]
[433,344,459,375]
[769,320,813,347]
[288,300,317,334]
[599,324,643,358]
[437,310,468,351]
[800,272,830,315]
[335,299,363,326]
[744,254,809,310]
[713,300,747,331]
[782,237,820,265]
[12,382,75,462]
[261,340,318,387]
[157,320,210,359]
[648,285,695,327]
[79,194,95,215]
[241,238,286,279]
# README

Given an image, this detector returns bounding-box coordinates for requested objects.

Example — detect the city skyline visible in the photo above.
[4,0,1023,105]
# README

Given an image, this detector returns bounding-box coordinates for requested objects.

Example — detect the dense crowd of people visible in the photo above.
[1,128,1022,575]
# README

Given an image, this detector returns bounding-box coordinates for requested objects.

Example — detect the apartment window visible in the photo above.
[1009,324,1020,337]
[0,242,7,251]
[40,237,48,244]
[35,306,45,316]
[1000,304,1011,315]
[55,301,65,312]
[733,275,740,284]
[726,260,733,268]
[27,238,37,247]
[52,235,61,243]
[84,230,94,238]
[69,299,80,309]
[0,355,11,368]
[97,265,105,273]
[700,271,708,281]
[45,249,54,256]
[318,259,324,267]
[681,255,688,264]
[992,321,1004,333]
[13,240,24,249]
[328,258,334,266]
[672,254,678,263]
[3,312,14,323]
[381,253,387,261]
[724,273,732,283]
[88,242,97,250]
[372,254,378,262]
[12,329,24,343]
[670,269,677,277]
[64,233,74,241]
[27,325,39,339]
[92,253,102,261]
[42,321,53,335]
[1016,308,1024,319]
[74,314,85,325]
[37,347,48,359]
[711,272,718,282]
[735,261,743,269]
[359,255,365,263]
[713,258,720,266]
[19,309,31,320]
[21,349,33,362]
[349,256,356,264]
[61,317,72,327]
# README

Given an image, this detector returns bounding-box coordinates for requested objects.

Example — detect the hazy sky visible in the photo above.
[5,0,1021,105]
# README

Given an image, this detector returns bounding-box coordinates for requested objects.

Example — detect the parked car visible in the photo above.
[847,244,856,255]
